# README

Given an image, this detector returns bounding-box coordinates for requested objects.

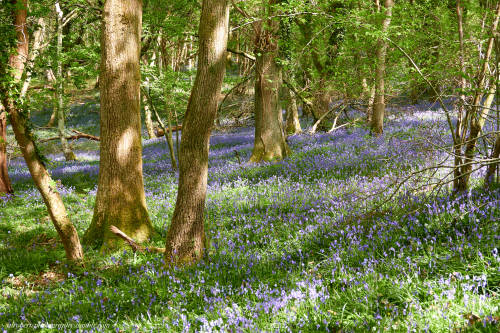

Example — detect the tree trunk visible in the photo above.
[142,84,178,169]
[457,82,497,190]
[21,17,46,98]
[311,83,333,131]
[143,95,156,139]
[371,0,394,136]
[456,3,500,191]
[454,0,467,190]
[55,3,76,161]
[367,84,376,123]
[165,0,229,266]
[84,0,153,249]
[0,0,83,261]
[249,4,289,163]
[485,134,500,188]
[0,108,13,194]
[285,86,301,135]
[46,69,57,127]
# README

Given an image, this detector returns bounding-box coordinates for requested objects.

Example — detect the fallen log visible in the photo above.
[40,129,100,143]
[109,225,165,254]
[154,125,182,137]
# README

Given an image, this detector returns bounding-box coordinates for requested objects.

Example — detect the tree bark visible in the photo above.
[165,0,229,266]
[55,2,76,161]
[371,0,394,136]
[285,86,301,135]
[249,1,289,162]
[0,108,13,194]
[0,0,83,261]
[84,0,153,249]
[143,95,156,139]
[21,17,46,98]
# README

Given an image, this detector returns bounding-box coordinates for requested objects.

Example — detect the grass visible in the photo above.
[0,104,499,332]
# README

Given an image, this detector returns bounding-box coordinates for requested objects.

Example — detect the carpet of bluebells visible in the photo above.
[0,105,499,332]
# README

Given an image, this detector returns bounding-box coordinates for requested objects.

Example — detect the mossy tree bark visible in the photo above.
[84,0,153,249]
[371,0,393,136]
[0,0,83,261]
[249,1,289,163]
[165,0,229,265]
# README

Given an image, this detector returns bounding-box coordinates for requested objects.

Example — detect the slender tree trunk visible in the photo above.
[367,84,376,123]
[165,0,229,265]
[250,2,289,162]
[0,108,13,194]
[456,3,500,191]
[371,0,393,135]
[46,69,57,127]
[143,95,156,139]
[55,3,76,161]
[162,76,178,170]
[0,0,83,261]
[84,0,153,249]
[285,86,301,135]
[485,134,500,187]
[142,85,177,169]
[454,0,467,190]
[21,17,46,98]
[458,82,497,190]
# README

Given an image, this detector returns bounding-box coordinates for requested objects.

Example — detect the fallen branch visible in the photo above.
[226,48,256,61]
[109,225,165,254]
[40,129,100,143]
[328,117,362,133]
[309,104,345,134]
[155,125,182,137]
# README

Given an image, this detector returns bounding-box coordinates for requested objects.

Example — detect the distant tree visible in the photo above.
[84,0,153,249]
[0,0,83,261]
[371,0,393,136]
[54,2,76,161]
[248,0,289,162]
[165,0,230,265]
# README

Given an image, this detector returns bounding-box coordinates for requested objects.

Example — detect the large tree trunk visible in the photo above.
[0,0,83,261]
[84,0,153,249]
[249,4,289,163]
[371,0,394,135]
[55,3,76,161]
[0,108,13,194]
[164,0,229,266]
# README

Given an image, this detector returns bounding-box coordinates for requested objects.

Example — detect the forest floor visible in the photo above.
[0,102,499,332]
